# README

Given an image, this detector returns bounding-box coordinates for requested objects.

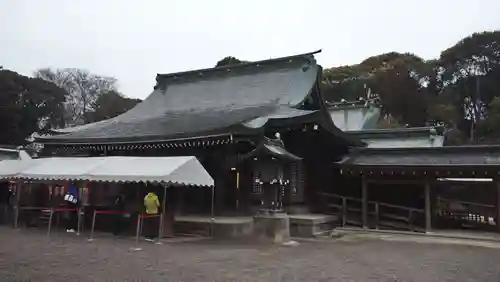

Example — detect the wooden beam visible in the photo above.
[362,176,368,229]
[365,179,425,185]
[425,180,432,233]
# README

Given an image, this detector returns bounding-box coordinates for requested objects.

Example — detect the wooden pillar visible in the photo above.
[362,176,368,229]
[303,160,315,210]
[496,182,500,232]
[239,161,252,212]
[425,180,432,233]
[235,171,240,210]
[214,173,225,215]
[13,181,22,229]
[162,185,174,238]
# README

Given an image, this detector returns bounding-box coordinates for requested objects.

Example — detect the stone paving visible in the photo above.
[0,226,499,281]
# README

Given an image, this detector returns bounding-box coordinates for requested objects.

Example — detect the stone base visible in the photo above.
[289,214,338,238]
[174,216,253,239]
[253,213,290,243]
[285,205,310,215]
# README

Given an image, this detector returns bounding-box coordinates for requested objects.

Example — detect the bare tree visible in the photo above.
[35,68,117,126]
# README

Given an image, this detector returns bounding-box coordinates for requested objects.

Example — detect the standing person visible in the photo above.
[63,183,79,233]
[143,190,160,242]
[112,193,125,236]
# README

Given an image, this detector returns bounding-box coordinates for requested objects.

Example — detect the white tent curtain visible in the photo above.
[0,156,214,187]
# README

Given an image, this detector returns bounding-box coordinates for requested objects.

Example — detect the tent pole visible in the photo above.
[76,207,82,236]
[47,209,54,236]
[88,210,96,241]
[210,184,215,237]
[131,213,142,251]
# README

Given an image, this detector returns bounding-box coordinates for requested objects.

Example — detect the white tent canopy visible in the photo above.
[86,156,212,185]
[0,156,213,187]
[18,157,108,182]
[0,159,34,179]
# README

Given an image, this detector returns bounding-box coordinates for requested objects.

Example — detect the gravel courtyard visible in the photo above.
[0,226,499,281]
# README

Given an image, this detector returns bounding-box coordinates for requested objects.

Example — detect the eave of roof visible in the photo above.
[40,133,235,146]
[347,126,445,139]
[37,107,323,146]
[337,145,500,168]
[348,144,499,154]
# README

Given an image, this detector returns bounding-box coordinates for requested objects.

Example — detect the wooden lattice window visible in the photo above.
[290,162,298,195]
[252,169,262,194]
[289,161,305,197]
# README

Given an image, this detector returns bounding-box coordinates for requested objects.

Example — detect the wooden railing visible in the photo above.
[437,196,496,212]
[318,192,425,232]
[376,201,425,232]
[436,196,497,227]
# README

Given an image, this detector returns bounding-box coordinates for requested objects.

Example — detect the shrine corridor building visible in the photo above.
[36,51,500,235]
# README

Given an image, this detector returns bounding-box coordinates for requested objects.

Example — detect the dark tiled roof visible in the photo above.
[338,145,500,167]
[38,51,327,145]
[241,137,302,161]
[261,144,302,161]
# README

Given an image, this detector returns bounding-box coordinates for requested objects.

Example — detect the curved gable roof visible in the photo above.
[38,51,325,144]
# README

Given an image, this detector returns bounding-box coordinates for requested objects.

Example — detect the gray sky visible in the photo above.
[1,0,499,99]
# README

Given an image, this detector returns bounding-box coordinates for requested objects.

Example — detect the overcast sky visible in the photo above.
[1,0,499,99]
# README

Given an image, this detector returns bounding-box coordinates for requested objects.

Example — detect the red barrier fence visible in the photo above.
[88,210,163,251]
[88,210,132,241]
[16,207,164,251]
[15,206,81,237]
[94,210,132,216]
[51,207,78,212]
[47,207,81,236]
[16,206,50,231]
[18,206,51,211]
[141,214,161,219]
[132,213,163,250]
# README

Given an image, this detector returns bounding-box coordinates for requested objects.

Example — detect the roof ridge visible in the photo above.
[327,97,379,106]
[155,50,321,86]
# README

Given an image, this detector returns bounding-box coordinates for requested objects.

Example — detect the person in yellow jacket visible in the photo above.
[143,191,160,241]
